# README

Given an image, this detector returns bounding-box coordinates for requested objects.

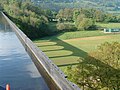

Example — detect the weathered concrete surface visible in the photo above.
[2,12,80,90]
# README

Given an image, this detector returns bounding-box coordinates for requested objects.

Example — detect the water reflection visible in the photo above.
[0,13,49,90]
[0,86,5,90]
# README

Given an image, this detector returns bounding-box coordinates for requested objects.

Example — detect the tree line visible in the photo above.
[1,0,120,39]
[56,8,120,31]
[33,0,120,12]
[0,0,54,39]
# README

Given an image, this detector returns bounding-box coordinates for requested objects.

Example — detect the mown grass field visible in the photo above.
[34,23,120,67]
[97,23,120,28]
[34,35,120,66]
[39,30,110,41]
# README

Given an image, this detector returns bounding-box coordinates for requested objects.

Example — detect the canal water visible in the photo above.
[0,13,49,90]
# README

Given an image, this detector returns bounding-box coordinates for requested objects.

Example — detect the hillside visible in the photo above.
[32,0,120,12]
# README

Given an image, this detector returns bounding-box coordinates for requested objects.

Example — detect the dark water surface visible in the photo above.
[0,13,49,90]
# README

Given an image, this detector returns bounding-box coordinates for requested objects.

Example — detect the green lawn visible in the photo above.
[38,22,120,41]
[34,23,120,67]
[97,23,120,28]
[35,30,110,42]
[34,34,120,66]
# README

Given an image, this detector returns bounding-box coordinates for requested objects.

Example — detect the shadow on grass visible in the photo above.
[38,38,87,66]
[76,56,120,89]
[37,37,119,70]
[38,37,120,89]
[58,63,80,67]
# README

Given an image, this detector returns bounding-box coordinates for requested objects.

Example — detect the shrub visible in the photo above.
[56,23,76,31]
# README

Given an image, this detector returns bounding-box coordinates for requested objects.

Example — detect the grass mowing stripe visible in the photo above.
[34,34,120,66]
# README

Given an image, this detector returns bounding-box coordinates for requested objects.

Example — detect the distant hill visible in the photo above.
[32,0,120,12]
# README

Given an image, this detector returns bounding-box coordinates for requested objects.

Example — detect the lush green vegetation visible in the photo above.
[65,42,120,90]
[34,34,120,89]
[33,0,120,12]
[1,0,120,89]
[34,21,120,89]
[56,8,120,32]
[0,0,55,39]
[38,22,120,40]
[1,0,120,40]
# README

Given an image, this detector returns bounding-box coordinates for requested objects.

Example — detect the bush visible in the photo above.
[56,23,76,31]
[77,18,95,30]
[65,42,120,90]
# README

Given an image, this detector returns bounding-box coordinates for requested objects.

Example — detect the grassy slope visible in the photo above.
[34,23,120,66]
[35,30,109,42]
[34,34,120,66]
[37,22,120,41]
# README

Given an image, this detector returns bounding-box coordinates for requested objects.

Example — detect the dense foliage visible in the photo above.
[57,8,120,23]
[65,42,120,90]
[33,0,120,12]
[0,0,54,39]
[0,0,120,37]
[56,8,120,31]
[1,1,120,89]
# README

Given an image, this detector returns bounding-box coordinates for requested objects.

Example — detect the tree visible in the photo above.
[65,42,120,90]
[77,18,95,30]
[91,42,120,69]
[0,0,52,39]
[56,8,73,22]
[73,9,80,21]
[64,8,73,21]
[94,10,105,22]
[56,23,76,31]
[75,14,85,27]
[56,9,64,22]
